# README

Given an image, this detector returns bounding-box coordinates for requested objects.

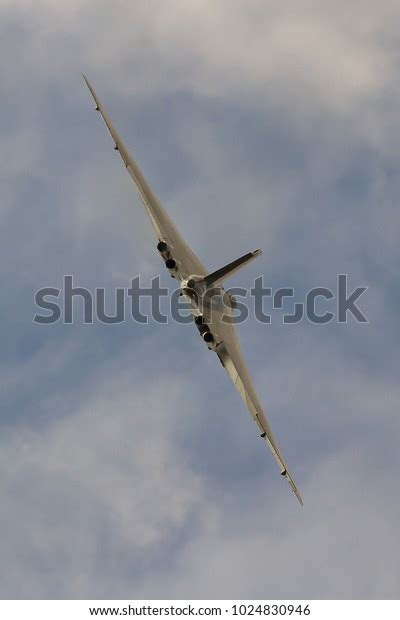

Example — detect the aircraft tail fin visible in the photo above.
[204,249,262,287]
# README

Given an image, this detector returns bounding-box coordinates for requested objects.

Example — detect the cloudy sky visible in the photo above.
[1,0,400,599]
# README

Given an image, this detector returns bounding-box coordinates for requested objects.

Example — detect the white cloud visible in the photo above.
[0,342,206,597]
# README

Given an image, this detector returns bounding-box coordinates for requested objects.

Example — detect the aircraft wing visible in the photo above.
[209,307,303,505]
[82,74,207,280]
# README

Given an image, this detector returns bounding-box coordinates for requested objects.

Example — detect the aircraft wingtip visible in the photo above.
[295,490,304,506]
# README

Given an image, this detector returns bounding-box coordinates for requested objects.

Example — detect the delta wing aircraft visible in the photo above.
[83,75,303,505]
